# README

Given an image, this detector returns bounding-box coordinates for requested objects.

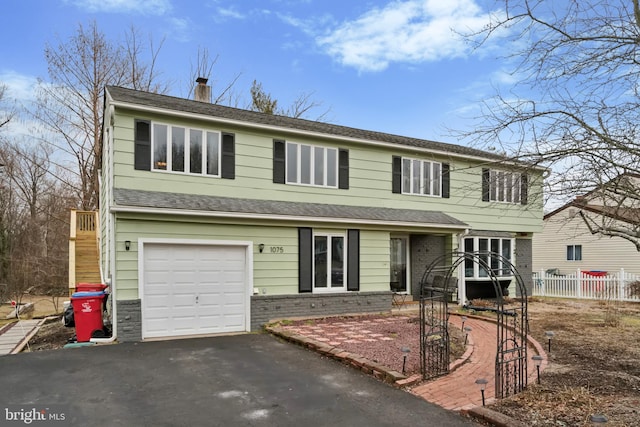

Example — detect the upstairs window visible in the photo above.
[401,158,442,196]
[286,142,338,187]
[274,140,348,189]
[392,156,449,198]
[567,245,582,261]
[482,169,528,204]
[152,124,220,176]
[134,119,234,178]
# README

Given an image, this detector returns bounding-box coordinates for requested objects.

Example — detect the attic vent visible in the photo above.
[194,77,211,103]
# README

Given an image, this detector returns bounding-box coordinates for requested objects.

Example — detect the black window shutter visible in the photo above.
[338,149,349,189]
[392,156,402,193]
[520,173,528,205]
[221,132,235,179]
[347,229,360,291]
[134,120,151,171]
[441,163,450,199]
[273,139,285,184]
[298,228,313,293]
[482,168,490,202]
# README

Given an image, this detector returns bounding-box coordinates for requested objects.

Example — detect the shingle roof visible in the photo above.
[113,188,468,229]
[106,85,506,161]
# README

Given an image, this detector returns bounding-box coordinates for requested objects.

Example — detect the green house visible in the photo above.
[100,83,543,342]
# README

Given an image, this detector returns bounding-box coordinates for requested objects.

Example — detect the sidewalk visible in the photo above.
[0,319,43,355]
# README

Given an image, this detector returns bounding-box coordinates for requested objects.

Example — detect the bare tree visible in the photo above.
[249,79,331,120]
[0,83,12,130]
[458,0,640,248]
[0,142,73,310]
[36,21,167,210]
[186,47,242,105]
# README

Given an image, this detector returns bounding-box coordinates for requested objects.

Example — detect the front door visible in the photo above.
[390,237,409,293]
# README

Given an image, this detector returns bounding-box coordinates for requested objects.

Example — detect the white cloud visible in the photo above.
[216,7,245,20]
[0,70,39,104]
[316,0,505,72]
[65,0,172,15]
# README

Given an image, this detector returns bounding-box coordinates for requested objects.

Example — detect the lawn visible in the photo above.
[490,298,640,426]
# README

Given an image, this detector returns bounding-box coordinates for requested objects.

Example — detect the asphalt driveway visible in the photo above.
[0,333,477,426]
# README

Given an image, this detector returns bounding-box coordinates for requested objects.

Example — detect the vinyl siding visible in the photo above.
[110,108,543,234]
[533,208,640,276]
[113,214,390,300]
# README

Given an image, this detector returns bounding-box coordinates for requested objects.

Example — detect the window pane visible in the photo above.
[190,129,203,174]
[506,173,513,202]
[514,174,521,203]
[206,132,219,175]
[153,124,167,170]
[286,143,297,183]
[171,126,185,172]
[314,146,324,185]
[491,239,500,273]
[422,162,431,195]
[490,171,497,201]
[567,245,574,261]
[464,238,474,277]
[314,236,327,288]
[326,148,337,187]
[412,159,421,194]
[497,171,505,201]
[402,159,411,193]
[479,238,489,277]
[502,239,511,261]
[575,245,582,261]
[433,163,441,196]
[301,145,311,184]
[330,236,344,287]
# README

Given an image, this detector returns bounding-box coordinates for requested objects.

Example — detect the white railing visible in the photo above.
[532,269,640,302]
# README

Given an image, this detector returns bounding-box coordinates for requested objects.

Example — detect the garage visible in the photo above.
[141,242,249,339]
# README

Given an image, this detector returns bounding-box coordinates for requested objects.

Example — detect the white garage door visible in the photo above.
[142,243,248,339]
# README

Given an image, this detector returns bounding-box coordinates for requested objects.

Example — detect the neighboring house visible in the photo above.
[533,173,640,276]
[100,82,543,342]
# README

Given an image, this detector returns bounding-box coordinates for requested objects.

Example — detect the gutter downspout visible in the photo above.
[90,211,117,344]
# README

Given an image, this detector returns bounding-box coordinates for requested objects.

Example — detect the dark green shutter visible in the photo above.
[221,132,235,179]
[347,229,360,291]
[392,156,402,193]
[482,168,490,202]
[134,120,151,171]
[520,173,528,205]
[298,227,313,293]
[442,163,450,198]
[273,139,285,183]
[338,149,349,189]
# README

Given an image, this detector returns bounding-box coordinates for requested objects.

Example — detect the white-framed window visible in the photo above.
[401,157,442,196]
[286,142,338,187]
[152,123,220,176]
[489,170,521,203]
[567,244,582,261]
[464,237,514,278]
[313,233,346,291]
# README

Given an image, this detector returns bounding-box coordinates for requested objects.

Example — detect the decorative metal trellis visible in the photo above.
[419,252,528,399]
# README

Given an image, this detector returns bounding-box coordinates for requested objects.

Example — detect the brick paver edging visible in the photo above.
[265,320,475,388]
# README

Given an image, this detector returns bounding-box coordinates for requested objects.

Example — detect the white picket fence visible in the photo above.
[532,269,640,302]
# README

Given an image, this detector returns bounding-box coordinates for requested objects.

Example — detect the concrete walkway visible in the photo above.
[0,319,43,355]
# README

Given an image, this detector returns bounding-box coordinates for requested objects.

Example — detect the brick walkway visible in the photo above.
[277,312,546,412]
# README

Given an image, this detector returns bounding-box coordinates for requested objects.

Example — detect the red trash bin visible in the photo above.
[71,291,105,342]
[75,283,108,293]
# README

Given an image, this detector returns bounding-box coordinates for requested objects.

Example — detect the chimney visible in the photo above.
[194,77,211,103]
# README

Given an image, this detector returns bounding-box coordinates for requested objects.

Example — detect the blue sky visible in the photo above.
[0,0,514,143]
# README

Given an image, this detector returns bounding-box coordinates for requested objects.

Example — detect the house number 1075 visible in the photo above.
[270,246,284,254]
